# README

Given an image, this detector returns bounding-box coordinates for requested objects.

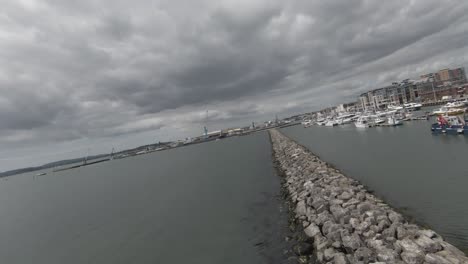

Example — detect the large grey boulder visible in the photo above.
[330,204,348,221]
[424,253,453,264]
[323,247,337,262]
[295,200,307,216]
[400,251,424,264]
[349,218,360,229]
[397,238,423,255]
[304,223,321,237]
[341,233,362,253]
[322,221,337,236]
[418,229,439,240]
[381,225,397,240]
[388,211,404,224]
[354,247,375,263]
[357,202,374,214]
[342,198,360,208]
[375,247,398,262]
[414,234,441,253]
[315,211,333,226]
[439,240,466,256]
[333,253,349,264]
[338,191,353,200]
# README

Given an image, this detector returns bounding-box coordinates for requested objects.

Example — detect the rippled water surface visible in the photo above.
[0,131,289,264]
[282,119,468,252]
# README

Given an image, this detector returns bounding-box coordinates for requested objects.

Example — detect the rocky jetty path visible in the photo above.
[269,129,468,264]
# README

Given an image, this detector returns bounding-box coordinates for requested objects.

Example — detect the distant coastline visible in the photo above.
[0,154,109,178]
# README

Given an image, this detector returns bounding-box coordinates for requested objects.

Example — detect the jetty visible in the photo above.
[269,129,468,263]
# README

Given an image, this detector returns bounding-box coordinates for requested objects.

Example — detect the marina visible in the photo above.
[302,100,468,135]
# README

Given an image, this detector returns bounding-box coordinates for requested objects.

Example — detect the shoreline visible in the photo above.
[269,131,317,264]
[269,128,468,263]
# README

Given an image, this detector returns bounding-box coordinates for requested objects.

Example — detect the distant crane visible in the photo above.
[204,110,209,138]
[82,147,90,165]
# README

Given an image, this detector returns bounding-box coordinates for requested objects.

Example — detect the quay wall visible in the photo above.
[269,129,468,264]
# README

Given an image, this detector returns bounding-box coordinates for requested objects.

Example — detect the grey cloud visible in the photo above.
[0,0,468,171]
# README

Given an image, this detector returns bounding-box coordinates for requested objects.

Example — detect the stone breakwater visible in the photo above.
[269,129,468,264]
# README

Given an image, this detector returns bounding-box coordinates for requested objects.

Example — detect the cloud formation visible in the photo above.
[1,0,468,170]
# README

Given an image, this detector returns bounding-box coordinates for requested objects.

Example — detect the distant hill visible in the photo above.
[0,154,108,178]
[0,141,174,178]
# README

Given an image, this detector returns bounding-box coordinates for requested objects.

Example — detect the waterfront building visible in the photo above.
[354,66,467,110]
[371,87,391,109]
[421,67,466,85]
[387,80,417,105]
[413,78,435,101]
[415,80,464,102]
[439,69,451,82]
[449,67,467,84]
[361,67,467,105]
[359,92,370,110]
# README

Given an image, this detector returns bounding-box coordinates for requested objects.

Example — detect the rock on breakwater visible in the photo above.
[269,129,468,264]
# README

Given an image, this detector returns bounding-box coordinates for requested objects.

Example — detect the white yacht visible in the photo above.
[354,116,371,128]
[337,113,356,125]
[445,101,465,108]
[403,102,422,111]
[325,119,337,127]
[315,118,326,126]
[342,116,356,124]
[387,105,404,111]
[432,107,466,116]
[373,117,386,124]
[387,116,403,126]
[301,120,313,127]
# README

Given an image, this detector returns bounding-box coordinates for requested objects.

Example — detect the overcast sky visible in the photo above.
[1,0,468,171]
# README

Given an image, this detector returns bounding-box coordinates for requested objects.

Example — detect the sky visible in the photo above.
[1,0,468,171]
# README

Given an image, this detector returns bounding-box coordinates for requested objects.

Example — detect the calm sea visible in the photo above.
[0,131,290,264]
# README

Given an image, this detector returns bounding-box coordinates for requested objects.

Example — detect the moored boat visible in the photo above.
[301,120,312,127]
[463,99,468,106]
[336,113,356,125]
[387,116,403,126]
[354,116,371,128]
[387,105,403,111]
[325,119,337,127]
[432,107,466,116]
[373,117,386,124]
[431,115,467,134]
[403,102,422,111]
[315,118,326,126]
[445,101,465,108]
